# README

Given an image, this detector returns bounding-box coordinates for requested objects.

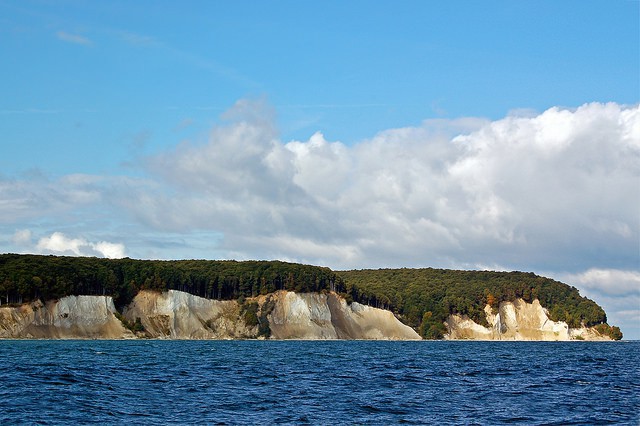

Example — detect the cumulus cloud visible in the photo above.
[286,132,352,201]
[121,101,638,272]
[36,232,125,259]
[93,241,127,259]
[565,268,640,297]
[3,100,637,271]
[37,232,87,256]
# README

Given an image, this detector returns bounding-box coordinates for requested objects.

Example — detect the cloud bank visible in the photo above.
[121,100,638,271]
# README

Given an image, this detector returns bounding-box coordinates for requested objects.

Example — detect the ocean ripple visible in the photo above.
[0,340,637,424]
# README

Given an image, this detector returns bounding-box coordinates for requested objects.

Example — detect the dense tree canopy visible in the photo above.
[0,254,342,308]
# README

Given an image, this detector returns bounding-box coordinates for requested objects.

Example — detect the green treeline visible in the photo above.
[0,254,342,308]
[337,268,614,339]
[0,254,621,340]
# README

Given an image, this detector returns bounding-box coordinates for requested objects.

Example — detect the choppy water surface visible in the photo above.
[0,340,638,424]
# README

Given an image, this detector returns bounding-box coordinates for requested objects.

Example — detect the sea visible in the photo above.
[0,340,638,425]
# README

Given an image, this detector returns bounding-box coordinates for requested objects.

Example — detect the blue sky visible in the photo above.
[2,1,637,174]
[1,0,639,338]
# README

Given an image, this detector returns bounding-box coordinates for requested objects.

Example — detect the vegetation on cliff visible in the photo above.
[337,268,618,339]
[0,254,621,339]
[0,254,342,309]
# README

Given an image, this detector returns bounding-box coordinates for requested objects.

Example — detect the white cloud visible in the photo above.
[93,241,126,259]
[35,232,125,259]
[3,100,637,273]
[56,31,92,46]
[111,100,638,272]
[564,268,640,297]
[285,132,352,201]
[582,291,640,340]
[37,232,87,256]
[11,229,32,246]
[0,173,111,224]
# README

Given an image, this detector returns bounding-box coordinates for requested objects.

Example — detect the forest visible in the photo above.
[0,254,342,308]
[0,254,622,339]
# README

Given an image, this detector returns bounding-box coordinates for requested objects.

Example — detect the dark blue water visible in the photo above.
[0,341,637,425]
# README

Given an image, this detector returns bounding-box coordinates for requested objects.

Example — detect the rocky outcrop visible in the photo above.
[0,295,134,339]
[445,298,612,341]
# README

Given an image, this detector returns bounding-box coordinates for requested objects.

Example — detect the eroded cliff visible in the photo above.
[123,290,255,339]
[0,295,134,339]
[0,292,614,340]
[265,291,420,340]
[445,298,612,341]
[0,290,419,340]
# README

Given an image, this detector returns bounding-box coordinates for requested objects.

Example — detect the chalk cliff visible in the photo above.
[445,298,612,341]
[265,291,420,340]
[123,290,255,339]
[0,295,134,339]
[0,290,419,339]
[0,292,612,340]
[123,290,419,340]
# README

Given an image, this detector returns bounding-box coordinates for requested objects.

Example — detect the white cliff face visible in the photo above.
[124,290,420,340]
[266,291,421,340]
[0,295,133,339]
[266,292,336,339]
[1,292,608,341]
[0,290,421,339]
[445,299,611,341]
[123,290,254,339]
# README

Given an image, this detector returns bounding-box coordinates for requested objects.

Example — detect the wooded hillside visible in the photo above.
[338,268,620,339]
